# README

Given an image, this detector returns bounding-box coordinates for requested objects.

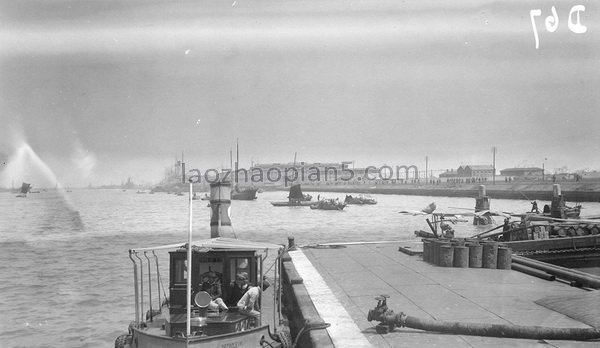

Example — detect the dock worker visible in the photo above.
[501,217,511,241]
[237,278,271,326]
[439,218,455,238]
[530,200,539,214]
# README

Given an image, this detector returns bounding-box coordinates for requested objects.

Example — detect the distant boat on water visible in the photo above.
[310,198,346,210]
[271,184,313,207]
[231,186,258,200]
[15,182,31,198]
[344,194,377,205]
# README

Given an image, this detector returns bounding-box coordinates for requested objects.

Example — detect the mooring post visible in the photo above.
[473,185,491,225]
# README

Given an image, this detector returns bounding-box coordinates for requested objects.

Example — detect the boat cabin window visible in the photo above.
[197,257,224,284]
[174,259,187,284]
[196,257,223,275]
[230,257,250,283]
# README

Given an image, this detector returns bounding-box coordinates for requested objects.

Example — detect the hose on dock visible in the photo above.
[368,309,600,340]
[367,295,600,341]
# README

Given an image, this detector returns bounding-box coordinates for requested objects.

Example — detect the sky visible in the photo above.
[1,0,599,187]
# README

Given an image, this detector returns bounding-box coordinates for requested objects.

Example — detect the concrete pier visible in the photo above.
[287,241,598,347]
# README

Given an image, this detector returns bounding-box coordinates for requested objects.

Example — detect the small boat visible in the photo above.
[115,181,291,348]
[399,201,436,215]
[192,193,209,201]
[344,194,377,205]
[525,201,582,220]
[310,199,346,210]
[564,205,582,218]
[231,186,258,200]
[271,184,313,207]
[15,182,31,198]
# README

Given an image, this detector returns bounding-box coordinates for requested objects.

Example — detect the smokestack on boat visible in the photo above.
[550,184,565,218]
[209,180,234,238]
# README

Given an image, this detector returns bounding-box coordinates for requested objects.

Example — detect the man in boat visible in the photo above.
[200,272,228,312]
[237,278,271,326]
[227,272,250,306]
[530,200,539,213]
[439,218,455,238]
[501,217,511,241]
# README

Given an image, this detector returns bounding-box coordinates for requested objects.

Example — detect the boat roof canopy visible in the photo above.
[130,237,284,253]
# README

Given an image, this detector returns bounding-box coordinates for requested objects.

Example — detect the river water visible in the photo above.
[1,189,599,347]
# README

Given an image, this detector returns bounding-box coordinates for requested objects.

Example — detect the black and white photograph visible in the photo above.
[1,1,599,347]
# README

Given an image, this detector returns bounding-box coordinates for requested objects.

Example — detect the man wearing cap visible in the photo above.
[227,272,249,306]
[237,278,270,326]
[200,272,228,311]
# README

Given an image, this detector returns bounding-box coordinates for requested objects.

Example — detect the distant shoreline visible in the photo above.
[294,181,600,202]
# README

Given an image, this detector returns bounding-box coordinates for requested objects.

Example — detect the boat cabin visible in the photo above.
[167,247,261,337]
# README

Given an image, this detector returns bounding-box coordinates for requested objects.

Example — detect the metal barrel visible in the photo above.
[482,242,498,269]
[452,245,469,268]
[439,245,454,267]
[497,246,512,270]
[467,242,483,268]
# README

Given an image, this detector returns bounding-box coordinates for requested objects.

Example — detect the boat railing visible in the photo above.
[129,249,165,328]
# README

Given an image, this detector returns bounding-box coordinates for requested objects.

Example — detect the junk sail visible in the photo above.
[288,184,304,201]
[16,182,31,197]
[20,182,31,194]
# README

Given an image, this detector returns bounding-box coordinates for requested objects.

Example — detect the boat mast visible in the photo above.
[186,179,193,338]
[235,138,239,186]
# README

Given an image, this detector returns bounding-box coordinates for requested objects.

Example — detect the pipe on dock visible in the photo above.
[511,263,556,281]
[514,256,600,281]
[512,256,600,289]
[513,256,600,279]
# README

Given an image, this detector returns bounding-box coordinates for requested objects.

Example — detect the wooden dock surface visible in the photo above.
[288,242,599,347]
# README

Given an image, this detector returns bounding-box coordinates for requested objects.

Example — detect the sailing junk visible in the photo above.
[16,182,31,198]
[270,184,313,206]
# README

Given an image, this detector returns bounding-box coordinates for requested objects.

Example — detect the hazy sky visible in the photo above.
[1,0,598,187]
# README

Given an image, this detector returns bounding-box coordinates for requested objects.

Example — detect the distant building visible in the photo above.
[457,165,495,178]
[500,167,543,177]
[439,169,458,178]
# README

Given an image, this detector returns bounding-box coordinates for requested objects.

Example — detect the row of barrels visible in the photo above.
[551,223,600,237]
[422,238,512,269]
